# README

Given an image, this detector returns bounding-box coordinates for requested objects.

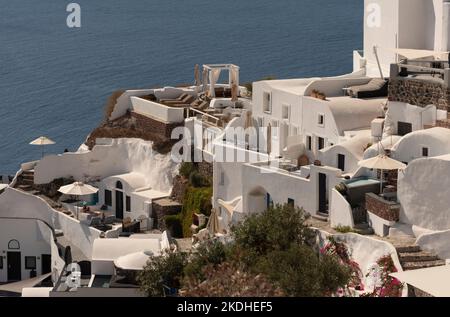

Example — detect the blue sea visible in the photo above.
[0,0,363,174]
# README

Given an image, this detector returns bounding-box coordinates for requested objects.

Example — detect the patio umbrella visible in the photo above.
[114,251,153,271]
[194,64,200,87]
[207,208,220,235]
[358,154,406,194]
[58,182,99,219]
[29,136,55,158]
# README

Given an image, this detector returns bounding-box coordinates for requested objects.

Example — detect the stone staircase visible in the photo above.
[396,245,445,271]
[395,245,445,297]
[15,170,36,192]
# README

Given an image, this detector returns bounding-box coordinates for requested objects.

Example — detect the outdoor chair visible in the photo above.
[161,94,195,106]
[159,93,188,103]
[89,216,102,227]
[347,78,389,99]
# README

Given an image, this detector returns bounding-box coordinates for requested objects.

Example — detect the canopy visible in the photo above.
[358,155,406,170]
[391,265,450,297]
[29,136,55,146]
[114,251,153,271]
[388,48,449,60]
[58,182,98,196]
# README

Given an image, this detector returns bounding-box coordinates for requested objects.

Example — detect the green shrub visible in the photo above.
[231,204,313,259]
[137,251,187,297]
[181,187,213,237]
[335,183,347,195]
[184,240,228,281]
[334,225,356,234]
[189,171,211,188]
[165,214,183,238]
[179,162,195,179]
[255,244,351,297]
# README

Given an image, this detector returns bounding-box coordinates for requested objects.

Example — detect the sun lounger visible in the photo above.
[161,94,195,106]
[159,93,189,103]
[347,78,388,98]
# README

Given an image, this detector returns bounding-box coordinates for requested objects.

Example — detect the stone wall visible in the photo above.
[388,78,450,110]
[131,111,183,138]
[365,193,400,222]
[197,161,213,180]
[151,198,182,231]
[170,175,189,204]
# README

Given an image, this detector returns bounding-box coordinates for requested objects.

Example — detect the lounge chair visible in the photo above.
[162,94,195,106]
[347,78,389,99]
[89,217,102,227]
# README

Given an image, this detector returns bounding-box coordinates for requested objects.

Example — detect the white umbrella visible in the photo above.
[358,154,406,194]
[114,251,153,271]
[30,136,55,158]
[58,181,99,196]
[58,182,99,219]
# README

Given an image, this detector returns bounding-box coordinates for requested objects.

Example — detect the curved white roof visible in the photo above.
[325,130,372,161]
[258,78,321,95]
[92,238,162,261]
[327,97,385,135]
[114,251,153,270]
[104,172,146,190]
[391,127,450,157]
[363,135,403,159]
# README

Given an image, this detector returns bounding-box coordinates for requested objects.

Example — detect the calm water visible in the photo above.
[0,0,363,174]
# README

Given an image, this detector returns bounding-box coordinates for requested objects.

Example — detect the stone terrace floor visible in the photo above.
[306,217,416,248]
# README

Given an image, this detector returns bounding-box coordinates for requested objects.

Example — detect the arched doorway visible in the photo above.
[115,181,124,219]
[7,239,21,281]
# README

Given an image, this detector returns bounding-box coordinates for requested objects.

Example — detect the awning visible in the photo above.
[391,265,450,297]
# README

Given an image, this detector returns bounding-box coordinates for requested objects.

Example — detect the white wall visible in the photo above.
[0,219,51,283]
[110,87,196,121]
[213,143,268,210]
[315,229,405,296]
[364,0,399,77]
[397,155,450,231]
[301,97,340,158]
[241,163,342,216]
[384,102,436,137]
[416,229,450,260]
[131,97,185,123]
[0,188,102,259]
[330,189,355,228]
[34,138,179,194]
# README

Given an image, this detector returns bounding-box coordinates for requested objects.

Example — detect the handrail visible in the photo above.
[187,107,222,127]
